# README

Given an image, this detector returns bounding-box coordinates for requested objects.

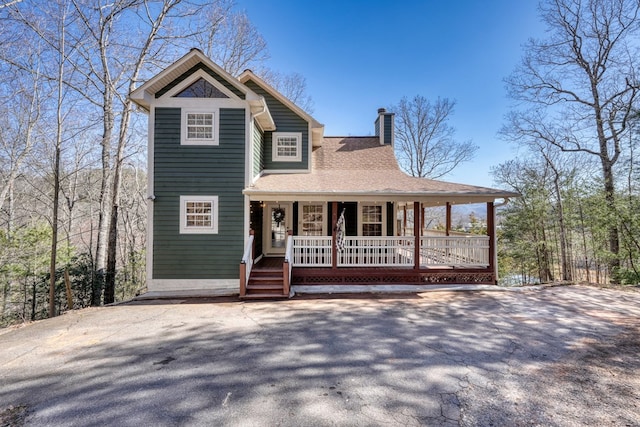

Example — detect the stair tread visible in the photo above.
[247,283,284,289]
[249,275,283,281]
[241,293,288,300]
[251,270,283,276]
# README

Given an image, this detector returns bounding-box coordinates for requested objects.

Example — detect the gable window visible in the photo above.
[175,77,229,98]
[182,110,217,145]
[272,132,302,162]
[180,196,218,234]
[300,203,326,236]
[361,205,384,236]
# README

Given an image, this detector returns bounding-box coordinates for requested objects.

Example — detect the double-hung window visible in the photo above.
[300,204,325,236]
[362,205,383,236]
[182,110,216,145]
[180,196,218,234]
[272,132,302,162]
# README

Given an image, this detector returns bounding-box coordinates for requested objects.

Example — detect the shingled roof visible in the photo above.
[244,137,519,204]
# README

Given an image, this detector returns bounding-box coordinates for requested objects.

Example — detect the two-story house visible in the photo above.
[130,49,518,299]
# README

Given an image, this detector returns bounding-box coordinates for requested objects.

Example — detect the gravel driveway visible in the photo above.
[1,285,639,426]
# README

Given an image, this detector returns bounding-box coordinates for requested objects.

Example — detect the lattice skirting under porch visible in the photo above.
[292,268,496,286]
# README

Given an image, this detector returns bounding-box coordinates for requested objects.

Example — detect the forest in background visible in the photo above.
[1,0,639,328]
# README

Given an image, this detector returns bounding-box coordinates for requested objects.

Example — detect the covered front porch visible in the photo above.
[240,199,498,298]
[290,201,496,286]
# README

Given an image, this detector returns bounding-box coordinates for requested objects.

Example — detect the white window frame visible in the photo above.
[179,195,219,234]
[181,110,217,146]
[359,203,386,236]
[298,203,327,236]
[272,132,302,162]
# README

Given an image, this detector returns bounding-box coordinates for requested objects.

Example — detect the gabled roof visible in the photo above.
[238,70,325,146]
[129,49,276,131]
[244,137,519,204]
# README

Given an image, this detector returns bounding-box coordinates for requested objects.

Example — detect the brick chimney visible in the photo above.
[374,108,395,146]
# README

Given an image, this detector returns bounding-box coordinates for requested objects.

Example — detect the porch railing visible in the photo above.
[339,237,414,267]
[292,236,332,266]
[420,235,490,267]
[291,235,489,268]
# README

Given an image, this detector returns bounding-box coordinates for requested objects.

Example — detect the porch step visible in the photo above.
[242,271,288,299]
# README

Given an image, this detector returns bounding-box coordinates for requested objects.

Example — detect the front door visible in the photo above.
[264,202,292,255]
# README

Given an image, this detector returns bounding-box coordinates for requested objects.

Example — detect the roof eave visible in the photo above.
[238,69,324,130]
[242,188,519,204]
[129,48,260,107]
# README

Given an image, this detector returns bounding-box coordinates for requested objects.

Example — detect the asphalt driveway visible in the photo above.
[1,285,639,426]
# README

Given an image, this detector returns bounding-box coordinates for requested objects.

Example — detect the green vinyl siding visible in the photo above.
[384,114,393,145]
[153,107,246,280]
[244,80,309,171]
[155,63,245,99]
[252,121,264,177]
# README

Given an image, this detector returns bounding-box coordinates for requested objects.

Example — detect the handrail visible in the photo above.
[283,233,293,296]
[239,234,255,297]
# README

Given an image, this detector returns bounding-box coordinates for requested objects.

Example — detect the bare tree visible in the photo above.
[0,63,41,224]
[504,0,640,280]
[200,8,269,76]
[260,69,314,113]
[392,95,478,179]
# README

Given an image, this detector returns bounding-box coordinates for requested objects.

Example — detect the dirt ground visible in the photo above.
[460,315,640,426]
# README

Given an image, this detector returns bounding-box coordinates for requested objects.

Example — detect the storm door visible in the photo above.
[264,202,292,255]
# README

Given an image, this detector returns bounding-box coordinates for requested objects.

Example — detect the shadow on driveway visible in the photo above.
[1,285,639,426]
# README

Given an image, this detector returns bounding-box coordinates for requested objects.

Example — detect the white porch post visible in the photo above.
[487,202,497,284]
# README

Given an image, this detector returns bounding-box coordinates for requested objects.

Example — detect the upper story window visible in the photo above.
[179,195,218,234]
[272,132,302,162]
[182,110,217,145]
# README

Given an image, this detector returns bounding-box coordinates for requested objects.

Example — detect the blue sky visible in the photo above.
[235,0,546,188]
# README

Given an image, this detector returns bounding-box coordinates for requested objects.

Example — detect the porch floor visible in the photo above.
[254,256,285,270]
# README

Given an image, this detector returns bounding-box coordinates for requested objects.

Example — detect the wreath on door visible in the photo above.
[273,207,286,226]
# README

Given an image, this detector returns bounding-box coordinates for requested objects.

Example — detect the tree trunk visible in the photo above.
[602,161,620,282]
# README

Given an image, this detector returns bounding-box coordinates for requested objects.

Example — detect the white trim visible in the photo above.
[146,107,156,284]
[153,97,247,109]
[263,202,293,255]
[237,70,324,146]
[243,192,512,204]
[130,49,260,110]
[179,195,219,234]
[272,132,302,162]
[238,71,322,127]
[181,109,217,146]
[148,278,239,293]
[245,110,253,187]
[244,195,251,250]
[258,169,312,175]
